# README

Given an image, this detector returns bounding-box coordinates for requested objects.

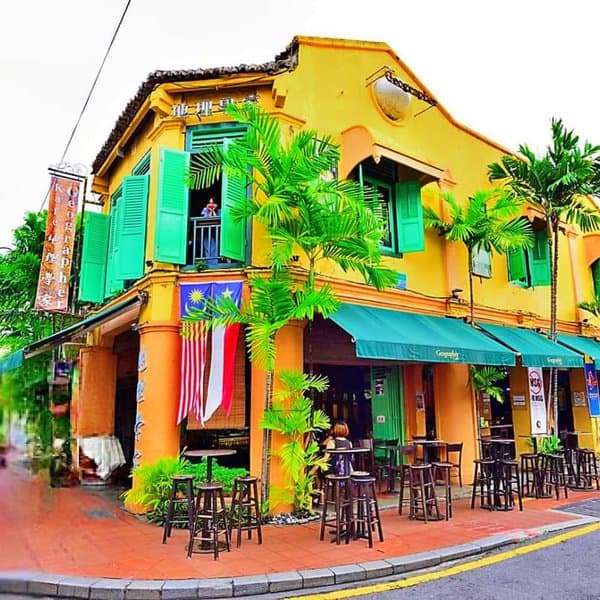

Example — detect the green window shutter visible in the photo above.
[507,247,528,285]
[592,260,600,302]
[105,197,124,297]
[114,175,149,280]
[529,229,551,287]
[395,180,424,253]
[219,138,247,262]
[154,148,190,264]
[78,211,109,303]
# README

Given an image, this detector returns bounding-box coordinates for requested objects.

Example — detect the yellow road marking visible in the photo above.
[285,521,600,600]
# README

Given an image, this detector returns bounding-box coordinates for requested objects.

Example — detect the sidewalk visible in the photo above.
[1,450,599,598]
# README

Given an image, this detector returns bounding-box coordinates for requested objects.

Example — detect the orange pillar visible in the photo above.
[74,347,117,437]
[127,321,181,509]
[249,320,305,513]
[433,363,477,484]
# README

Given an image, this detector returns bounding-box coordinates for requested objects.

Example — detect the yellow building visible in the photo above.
[23,36,600,504]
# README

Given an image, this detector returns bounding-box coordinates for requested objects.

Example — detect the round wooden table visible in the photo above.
[183,448,237,482]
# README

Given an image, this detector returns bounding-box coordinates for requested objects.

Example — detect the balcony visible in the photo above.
[189,216,221,265]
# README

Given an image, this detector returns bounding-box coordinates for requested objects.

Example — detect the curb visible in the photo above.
[0,516,593,599]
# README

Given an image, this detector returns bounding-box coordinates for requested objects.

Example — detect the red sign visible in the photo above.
[34,174,81,312]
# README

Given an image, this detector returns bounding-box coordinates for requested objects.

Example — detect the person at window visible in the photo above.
[200,198,220,263]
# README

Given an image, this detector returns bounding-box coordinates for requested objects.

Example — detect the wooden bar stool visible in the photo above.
[498,459,523,511]
[576,449,600,490]
[520,453,539,498]
[187,482,230,560]
[229,476,263,548]
[544,453,569,499]
[319,474,352,545]
[408,464,440,523]
[162,474,195,544]
[431,461,453,520]
[350,473,383,547]
[470,459,496,510]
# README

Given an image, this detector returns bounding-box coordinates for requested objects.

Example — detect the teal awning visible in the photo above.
[477,322,583,368]
[0,349,23,375]
[24,295,143,359]
[557,333,600,368]
[330,304,515,366]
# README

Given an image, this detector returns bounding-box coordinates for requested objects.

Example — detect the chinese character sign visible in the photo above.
[34,174,81,312]
[527,366,548,434]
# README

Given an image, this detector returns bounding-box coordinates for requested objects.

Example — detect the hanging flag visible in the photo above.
[584,359,600,417]
[177,282,211,425]
[527,366,548,435]
[34,173,82,312]
[204,281,243,423]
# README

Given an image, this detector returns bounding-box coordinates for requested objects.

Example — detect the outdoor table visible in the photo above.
[326,447,369,477]
[412,439,445,464]
[183,448,237,482]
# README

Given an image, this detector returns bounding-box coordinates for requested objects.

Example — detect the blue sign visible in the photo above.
[584,360,600,417]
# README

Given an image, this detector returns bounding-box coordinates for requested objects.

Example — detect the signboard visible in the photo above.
[512,394,526,407]
[573,391,587,408]
[528,366,547,434]
[34,174,82,312]
[584,360,600,417]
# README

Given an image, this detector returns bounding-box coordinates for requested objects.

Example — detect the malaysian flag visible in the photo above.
[204,281,243,423]
[177,282,211,424]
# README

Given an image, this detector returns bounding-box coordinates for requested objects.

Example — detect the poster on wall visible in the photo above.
[584,360,600,417]
[573,391,587,408]
[528,366,548,434]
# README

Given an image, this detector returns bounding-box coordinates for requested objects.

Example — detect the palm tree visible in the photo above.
[488,118,600,430]
[188,102,398,505]
[423,188,533,324]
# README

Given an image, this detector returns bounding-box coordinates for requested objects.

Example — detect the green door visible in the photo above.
[370,366,405,443]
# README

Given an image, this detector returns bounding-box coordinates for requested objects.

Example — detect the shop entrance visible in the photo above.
[557,369,574,435]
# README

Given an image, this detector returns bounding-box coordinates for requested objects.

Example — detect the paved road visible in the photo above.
[280,523,600,600]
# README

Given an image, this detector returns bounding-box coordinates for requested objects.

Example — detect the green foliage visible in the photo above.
[260,370,331,513]
[121,454,248,525]
[528,435,563,455]
[578,300,600,318]
[469,366,505,403]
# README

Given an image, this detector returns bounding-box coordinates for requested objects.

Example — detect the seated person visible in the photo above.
[324,420,353,476]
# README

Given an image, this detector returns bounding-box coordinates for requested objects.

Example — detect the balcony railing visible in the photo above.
[189,216,221,264]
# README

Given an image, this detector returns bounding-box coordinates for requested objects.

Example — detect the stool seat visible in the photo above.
[320,474,352,545]
[187,482,230,560]
[408,464,440,523]
[431,462,453,520]
[229,476,263,548]
[162,474,195,544]
[350,474,383,547]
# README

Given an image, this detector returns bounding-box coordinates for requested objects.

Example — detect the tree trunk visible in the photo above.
[261,368,274,507]
[468,248,475,325]
[550,223,560,434]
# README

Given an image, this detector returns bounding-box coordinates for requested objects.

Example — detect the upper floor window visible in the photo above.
[153,123,248,267]
[591,259,600,302]
[506,225,550,288]
[355,157,424,255]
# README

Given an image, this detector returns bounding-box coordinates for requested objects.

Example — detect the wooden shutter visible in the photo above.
[592,260,600,302]
[104,196,124,297]
[529,229,551,287]
[114,175,149,280]
[395,180,424,253]
[78,211,109,303]
[507,247,528,284]
[154,148,190,264]
[219,138,247,262]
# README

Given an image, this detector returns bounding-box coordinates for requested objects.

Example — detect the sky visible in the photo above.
[2,0,600,249]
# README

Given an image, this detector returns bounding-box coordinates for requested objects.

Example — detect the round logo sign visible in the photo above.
[529,370,543,395]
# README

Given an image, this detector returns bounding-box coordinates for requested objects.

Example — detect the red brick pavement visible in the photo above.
[1,452,597,580]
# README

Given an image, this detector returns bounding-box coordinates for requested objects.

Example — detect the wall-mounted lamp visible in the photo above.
[145,260,154,268]
[451,288,463,299]
[116,148,126,159]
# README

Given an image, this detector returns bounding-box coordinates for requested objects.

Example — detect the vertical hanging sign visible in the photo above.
[528,366,548,434]
[34,174,82,312]
[584,359,600,417]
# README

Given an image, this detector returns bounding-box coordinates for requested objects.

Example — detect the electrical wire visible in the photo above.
[39,0,133,211]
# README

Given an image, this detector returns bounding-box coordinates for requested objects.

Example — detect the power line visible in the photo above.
[39,0,133,211]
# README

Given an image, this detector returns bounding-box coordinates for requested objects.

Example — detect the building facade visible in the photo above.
[32,36,600,506]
